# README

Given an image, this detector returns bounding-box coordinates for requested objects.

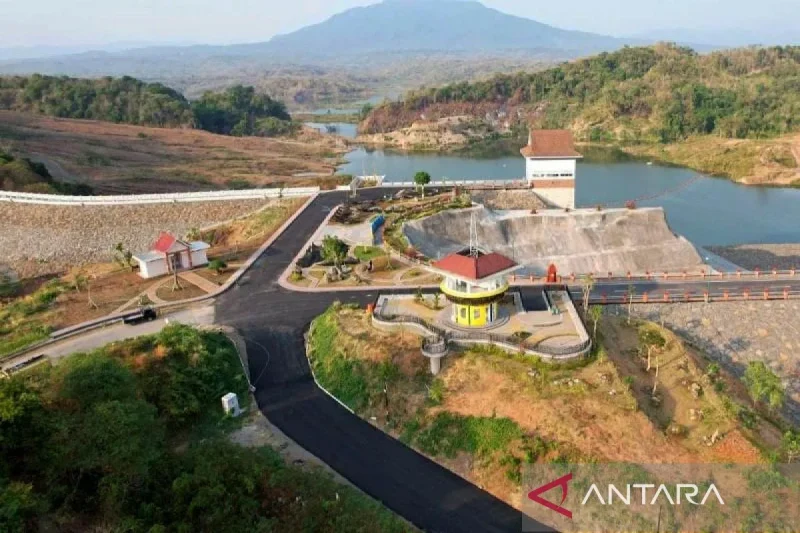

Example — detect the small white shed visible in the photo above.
[133,231,210,279]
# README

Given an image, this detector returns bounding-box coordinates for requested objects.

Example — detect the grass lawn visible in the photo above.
[353,245,386,261]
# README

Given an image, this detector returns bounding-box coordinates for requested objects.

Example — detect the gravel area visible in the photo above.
[707,244,800,271]
[470,190,546,210]
[0,200,271,278]
[613,301,800,425]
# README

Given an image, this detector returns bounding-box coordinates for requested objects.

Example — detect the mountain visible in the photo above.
[0,0,638,72]
[0,0,644,109]
[257,0,637,57]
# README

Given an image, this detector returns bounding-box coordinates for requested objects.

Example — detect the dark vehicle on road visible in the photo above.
[1,354,47,378]
[123,306,157,325]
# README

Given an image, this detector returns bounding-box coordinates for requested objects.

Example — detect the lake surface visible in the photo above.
[305,122,358,139]
[338,146,800,246]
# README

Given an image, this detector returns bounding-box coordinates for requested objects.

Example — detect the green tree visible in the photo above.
[130,325,246,424]
[169,441,276,532]
[638,327,666,371]
[0,379,49,478]
[50,398,165,511]
[581,275,595,314]
[0,481,39,533]
[192,85,292,136]
[414,171,431,198]
[743,361,785,411]
[588,305,603,340]
[55,353,137,408]
[783,430,800,463]
[321,235,349,267]
[208,259,227,274]
[113,242,134,271]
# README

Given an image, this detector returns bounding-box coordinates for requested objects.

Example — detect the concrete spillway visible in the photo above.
[403,207,705,275]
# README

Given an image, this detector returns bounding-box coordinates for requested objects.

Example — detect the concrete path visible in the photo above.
[178,270,220,293]
[40,304,215,362]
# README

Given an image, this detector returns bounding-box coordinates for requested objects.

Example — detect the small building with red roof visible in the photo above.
[521,129,582,209]
[427,248,520,328]
[133,231,210,279]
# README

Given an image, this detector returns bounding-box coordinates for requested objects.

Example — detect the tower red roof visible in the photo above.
[520,129,582,158]
[432,250,518,281]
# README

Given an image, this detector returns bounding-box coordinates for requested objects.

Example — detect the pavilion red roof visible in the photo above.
[520,129,582,158]
[152,232,184,253]
[432,250,518,281]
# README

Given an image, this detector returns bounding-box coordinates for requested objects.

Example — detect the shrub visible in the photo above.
[208,259,227,274]
[743,361,785,410]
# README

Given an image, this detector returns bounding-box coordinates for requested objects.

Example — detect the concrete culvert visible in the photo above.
[403,206,705,276]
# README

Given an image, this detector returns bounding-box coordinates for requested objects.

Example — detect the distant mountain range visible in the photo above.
[0,0,784,109]
[260,0,641,57]
[0,0,643,74]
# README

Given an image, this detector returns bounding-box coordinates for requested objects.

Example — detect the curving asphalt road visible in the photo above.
[214,189,552,533]
[214,188,800,532]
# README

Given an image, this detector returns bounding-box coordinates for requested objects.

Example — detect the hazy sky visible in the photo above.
[0,0,796,48]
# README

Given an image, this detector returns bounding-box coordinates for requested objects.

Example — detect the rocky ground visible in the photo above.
[0,200,271,278]
[470,190,546,211]
[615,301,800,425]
[707,243,800,271]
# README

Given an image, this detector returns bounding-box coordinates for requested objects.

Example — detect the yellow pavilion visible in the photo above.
[428,248,520,328]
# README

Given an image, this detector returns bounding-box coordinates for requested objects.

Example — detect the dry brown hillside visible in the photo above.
[0,111,349,194]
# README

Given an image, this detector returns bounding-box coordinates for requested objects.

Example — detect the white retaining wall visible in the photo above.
[382,179,526,188]
[0,187,320,206]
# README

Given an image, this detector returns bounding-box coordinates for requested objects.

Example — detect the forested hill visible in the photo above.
[362,44,800,143]
[0,75,194,127]
[0,75,295,136]
[0,150,92,194]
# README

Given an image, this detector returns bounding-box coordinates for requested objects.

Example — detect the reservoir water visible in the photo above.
[305,122,358,139]
[337,146,800,246]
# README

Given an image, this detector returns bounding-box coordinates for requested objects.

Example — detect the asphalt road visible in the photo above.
[214,187,800,532]
[215,189,549,533]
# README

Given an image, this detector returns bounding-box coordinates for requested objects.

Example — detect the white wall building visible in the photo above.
[133,232,210,279]
[521,130,582,209]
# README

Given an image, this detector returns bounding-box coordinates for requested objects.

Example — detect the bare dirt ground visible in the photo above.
[707,243,800,271]
[0,111,348,193]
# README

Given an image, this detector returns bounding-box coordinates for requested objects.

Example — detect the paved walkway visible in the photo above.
[178,270,220,293]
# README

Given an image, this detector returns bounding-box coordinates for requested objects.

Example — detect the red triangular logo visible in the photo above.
[528,472,573,519]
